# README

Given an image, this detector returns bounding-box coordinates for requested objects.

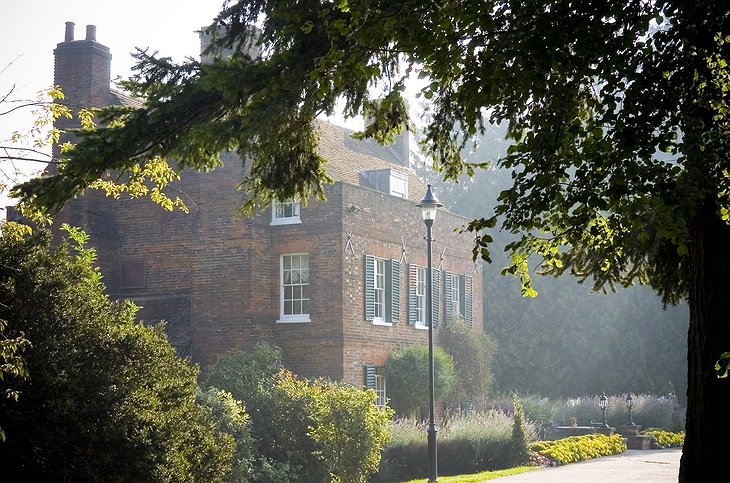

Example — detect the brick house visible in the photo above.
[49,23,483,399]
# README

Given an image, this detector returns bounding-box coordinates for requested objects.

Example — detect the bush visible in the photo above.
[530,434,627,466]
[438,316,497,409]
[257,371,393,483]
[373,409,536,481]
[206,347,393,483]
[297,374,394,483]
[508,397,530,467]
[203,342,284,407]
[643,428,685,448]
[385,345,456,416]
[198,387,255,482]
[0,228,233,481]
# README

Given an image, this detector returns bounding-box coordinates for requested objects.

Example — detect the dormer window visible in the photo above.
[271,199,301,225]
[358,168,410,199]
[389,170,408,198]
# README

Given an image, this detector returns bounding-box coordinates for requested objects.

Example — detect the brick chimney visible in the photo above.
[54,22,112,115]
[51,22,112,172]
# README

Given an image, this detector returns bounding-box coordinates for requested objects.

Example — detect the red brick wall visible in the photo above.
[336,183,483,387]
[49,25,484,384]
[59,170,484,383]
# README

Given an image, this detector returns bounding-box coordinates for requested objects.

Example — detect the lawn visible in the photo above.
[400,466,540,483]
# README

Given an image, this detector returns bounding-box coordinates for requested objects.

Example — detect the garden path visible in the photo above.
[487,448,681,483]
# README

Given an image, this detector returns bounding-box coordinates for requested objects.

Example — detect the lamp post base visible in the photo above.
[428,423,438,483]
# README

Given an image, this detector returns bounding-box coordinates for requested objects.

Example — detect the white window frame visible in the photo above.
[451,272,462,316]
[271,199,301,225]
[389,170,409,199]
[277,253,310,323]
[374,374,387,408]
[415,266,426,327]
[373,258,386,322]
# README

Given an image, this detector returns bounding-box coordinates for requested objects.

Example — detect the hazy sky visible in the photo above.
[0,1,231,208]
[0,1,401,211]
[2,1,225,90]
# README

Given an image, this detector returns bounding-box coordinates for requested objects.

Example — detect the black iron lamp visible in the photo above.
[626,393,635,425]
[417,184,443,483]
[599,393,609,428]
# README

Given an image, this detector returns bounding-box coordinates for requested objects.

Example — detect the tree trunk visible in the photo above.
[679,199,730,482]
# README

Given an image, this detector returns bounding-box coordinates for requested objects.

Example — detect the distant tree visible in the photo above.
[419,131,688,402]
[0,226,234,481]
[385,345,456,417]
[438,315,497,410]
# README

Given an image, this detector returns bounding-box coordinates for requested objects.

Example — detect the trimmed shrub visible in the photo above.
[530,434,627,466]
[301,375,394,483]
[507,397,530,467]
[385,345,456,416]
[643,428,685,448]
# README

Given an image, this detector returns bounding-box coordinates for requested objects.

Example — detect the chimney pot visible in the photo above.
[86,25,97,41]
[64,21,75,42]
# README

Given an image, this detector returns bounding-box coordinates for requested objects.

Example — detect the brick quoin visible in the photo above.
[49,22,484,389]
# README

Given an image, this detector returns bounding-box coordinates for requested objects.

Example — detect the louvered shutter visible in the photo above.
[431,268,441,327]
[364,364,376,389]
[365,255,375,321]
[388,259,401,323]
[444,270,453,323]
[464,275,473,328]
[408,263,418,325]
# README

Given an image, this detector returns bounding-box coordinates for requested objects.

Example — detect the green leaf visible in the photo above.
[716,352,730,378]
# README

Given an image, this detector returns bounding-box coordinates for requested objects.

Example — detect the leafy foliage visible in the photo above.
[384,345,456,416]
[197,387,256,482]
[716,352,730,378]
[438,315,496,409]
[205,345,393,483]
[0,228,234,481]
[278,372,394,483]
[416,138,689,402]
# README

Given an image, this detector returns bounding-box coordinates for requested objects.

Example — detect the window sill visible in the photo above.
[276,315,311,324]
[413,324,429,330]
[270,217,301,226]
[371,319,393,327]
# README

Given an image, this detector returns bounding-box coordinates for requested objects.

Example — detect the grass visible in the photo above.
[400,466,539,483]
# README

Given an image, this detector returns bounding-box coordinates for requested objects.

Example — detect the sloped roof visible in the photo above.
[316,121,426,201]
[110,89,143,108]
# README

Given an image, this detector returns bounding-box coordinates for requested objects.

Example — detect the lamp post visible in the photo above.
[626,393,635,425]
[417,184,443,483]
[599,393,609,428]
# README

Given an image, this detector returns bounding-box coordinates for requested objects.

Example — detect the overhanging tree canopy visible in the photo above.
[11,1,730,480]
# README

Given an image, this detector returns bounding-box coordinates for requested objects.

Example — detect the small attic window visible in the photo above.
[390,170,408,198]
[359,168,410,199]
